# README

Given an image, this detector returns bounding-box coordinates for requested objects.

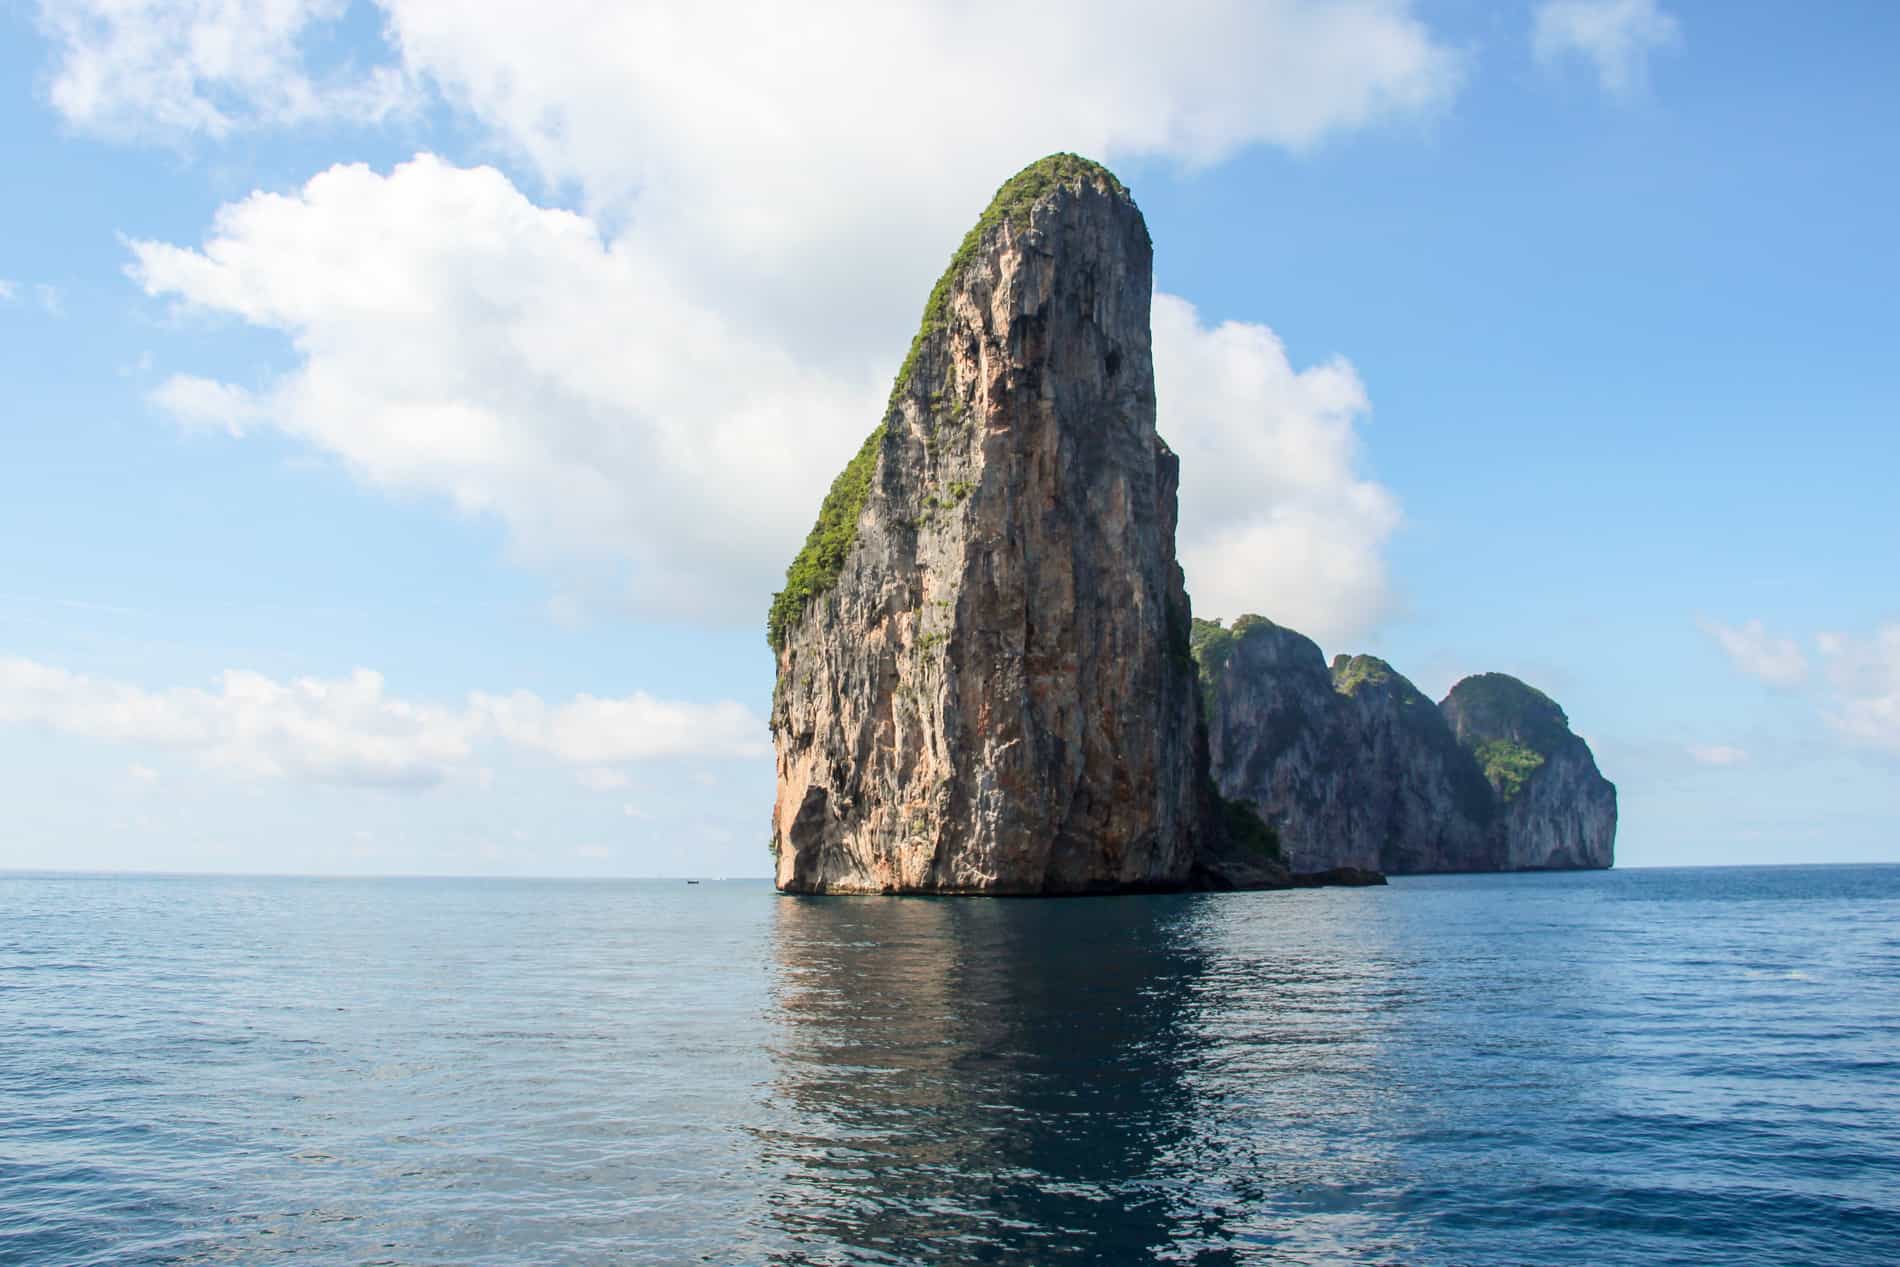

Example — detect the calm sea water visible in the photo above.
[2,866,1896,1265]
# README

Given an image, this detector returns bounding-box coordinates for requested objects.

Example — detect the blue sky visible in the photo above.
[1,0,1894,877]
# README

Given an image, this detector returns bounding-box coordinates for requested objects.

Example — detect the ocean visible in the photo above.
[1,866,1895,1265]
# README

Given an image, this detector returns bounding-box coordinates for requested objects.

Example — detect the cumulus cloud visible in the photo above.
[0,656,766,788]
[58,1,1465,409]
[1532,0,1681,99]
[1687,744,1748,767]
[1702,618,1809,687]
[134,158,1407,639]
[35,0,411,139]
[1815,626,1900,754]
[96,2,1458,640]
[368,0,1461,355]
[130,156,882,618]
[1155,295,1400,647]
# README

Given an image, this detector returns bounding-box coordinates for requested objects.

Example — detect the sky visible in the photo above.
[1,0,1895,877]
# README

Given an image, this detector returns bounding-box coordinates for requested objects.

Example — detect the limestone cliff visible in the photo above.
[1196,617,1615,874]
[1441,673,1617,870]
[767,155,1221,894]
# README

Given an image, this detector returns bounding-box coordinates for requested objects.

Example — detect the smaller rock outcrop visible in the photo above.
[1441,673,1617,870]
[1194,617,1615,874]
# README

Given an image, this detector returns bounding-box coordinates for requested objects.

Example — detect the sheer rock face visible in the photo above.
[1441,674,1617,871]
[768,159,1212,894]
[1201,619,1494,875]
[1199,620,1615,874]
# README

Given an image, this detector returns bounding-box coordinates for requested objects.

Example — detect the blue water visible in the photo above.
[2,867,1897,1265]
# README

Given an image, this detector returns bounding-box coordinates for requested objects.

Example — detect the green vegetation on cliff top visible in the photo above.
[1444,673,1572,752]
[1330,653,1395,696]
[766,154,1131,651]
[885,152,1130,417]
[1444,673,1573,800]
[1475,738,1546,801]
[765,426,886,651]
[1188,615,1277,711]
[1189,616,1236,678]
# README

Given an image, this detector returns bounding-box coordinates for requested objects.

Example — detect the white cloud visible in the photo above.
[0,655,766,788]
[1702,618,1809,688]
[127,761,160,783]
[1156,294,1400,646]
[150,374,265,435]
[36,0,412,139]
[0,280,15,301]
[1815,626,1900,753]
[1532,0,1681,99]
[1687,744,1748,767]
[135,159,1407,639]
[115,4,1461,639]
[132,156,882,621]
[479,690,765,764]
[371,0,1461,356]
[44,2,1461,184]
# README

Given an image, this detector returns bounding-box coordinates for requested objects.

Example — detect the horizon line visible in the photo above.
[3,862,1896,883]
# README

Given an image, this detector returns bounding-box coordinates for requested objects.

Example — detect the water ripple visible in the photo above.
[1,867,1897,1264]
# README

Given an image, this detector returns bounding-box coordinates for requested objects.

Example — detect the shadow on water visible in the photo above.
[751,892,1327,1265]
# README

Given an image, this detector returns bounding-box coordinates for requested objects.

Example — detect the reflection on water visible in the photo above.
[752,873,1900,1265]
[5,870,1896,1265]
[756,891,1415,1264]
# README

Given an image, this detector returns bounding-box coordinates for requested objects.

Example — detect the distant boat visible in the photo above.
[686,880,701,885]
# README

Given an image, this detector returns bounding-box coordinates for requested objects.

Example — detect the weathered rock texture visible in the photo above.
[1441,673,1618,871]
[767,156,1224,894]
[1196,617,1615,874]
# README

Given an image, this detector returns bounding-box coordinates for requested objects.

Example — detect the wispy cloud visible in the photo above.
[1533,0,1681,99]
[0,656,767,790]
[1701,618,1809,687]
[1816,626,1900,754]
[1687,744,1748,767]
[34,0,414,140]
[1704,619,1900,758]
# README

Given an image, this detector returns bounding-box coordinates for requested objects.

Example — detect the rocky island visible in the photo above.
[1193,616,1616,875]
[766,155,1217,894]
[765,154,1614,894]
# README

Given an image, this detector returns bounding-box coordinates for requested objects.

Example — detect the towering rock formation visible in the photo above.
[767,155,1217,895]
[1196,617,1615,874]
